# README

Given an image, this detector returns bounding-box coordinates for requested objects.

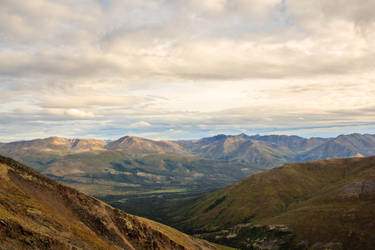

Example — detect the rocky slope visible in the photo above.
[0,155,216,249]
[167,156,375,249]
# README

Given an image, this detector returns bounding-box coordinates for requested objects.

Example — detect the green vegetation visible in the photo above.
[196,224,295,250]
[166,156,375,249]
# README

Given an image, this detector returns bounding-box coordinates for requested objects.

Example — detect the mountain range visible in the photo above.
[2,133,375,168]
[176,133,375,166]
[0,155,217,249]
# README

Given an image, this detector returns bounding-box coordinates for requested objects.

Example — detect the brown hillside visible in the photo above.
[0,155,215,250]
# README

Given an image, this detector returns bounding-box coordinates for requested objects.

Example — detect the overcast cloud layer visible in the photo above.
[1,0,375,141]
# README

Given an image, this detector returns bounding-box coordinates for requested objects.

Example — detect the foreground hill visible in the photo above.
[0,155,216,249]
[168,156,375,249]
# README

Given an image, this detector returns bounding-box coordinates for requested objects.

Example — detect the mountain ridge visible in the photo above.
[175,133,375,166]
[2,133,374,166]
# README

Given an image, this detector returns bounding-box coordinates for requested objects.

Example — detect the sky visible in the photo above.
[1,0,375,141]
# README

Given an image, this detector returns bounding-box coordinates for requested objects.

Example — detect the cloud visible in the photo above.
[42,95,143,108]
[0,0,372,82]
[45,109,95,119]
[64,109,95,118]
[0,0,374,140]
[190,0,227,13]
[129,121,151,128]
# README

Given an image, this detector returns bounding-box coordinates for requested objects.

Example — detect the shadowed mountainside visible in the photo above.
[0,155,216,250]
[166,156,375,249]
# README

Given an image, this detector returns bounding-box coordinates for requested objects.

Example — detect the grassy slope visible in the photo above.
[168,156,375,249]
[0,155,216,250]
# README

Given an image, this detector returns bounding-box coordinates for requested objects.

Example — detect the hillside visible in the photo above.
[168,156,375,249]
[0,155,216,249]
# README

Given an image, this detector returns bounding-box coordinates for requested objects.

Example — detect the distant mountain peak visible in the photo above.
[213,134,227,139]
[199,134,227,143]
[115,135,139,142]
[237,133,249,138]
